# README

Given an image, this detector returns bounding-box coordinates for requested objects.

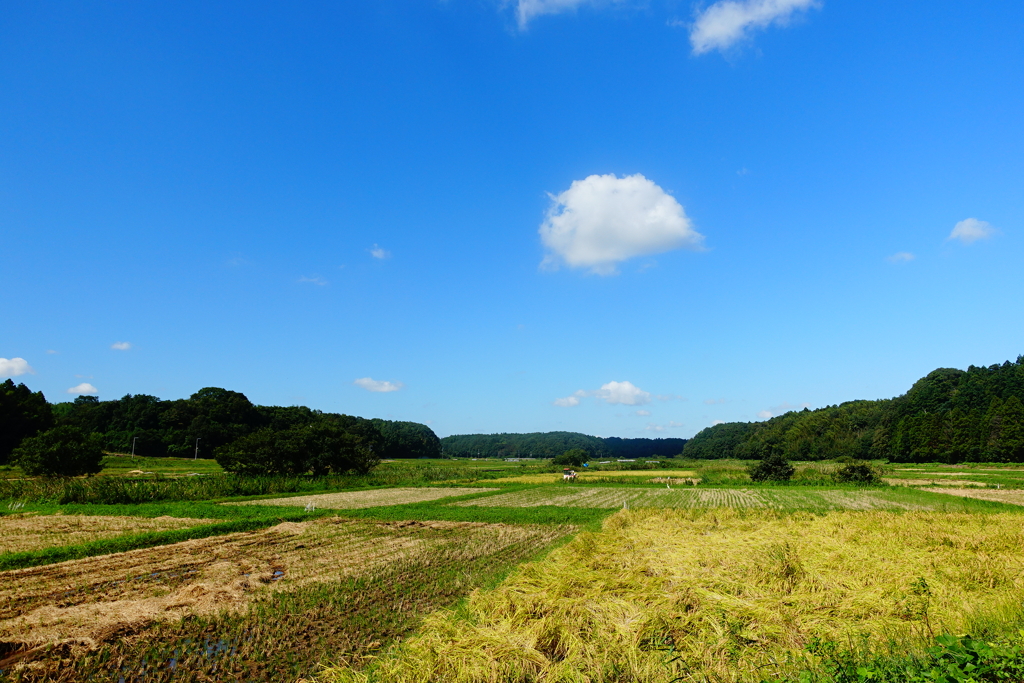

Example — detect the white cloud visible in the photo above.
[595,380,651,405]
[353,377,403,393]
[887,252,915,263]
[712,419,726,425]
[947,218,996,245]
[111,341,132,351]
[67,383,98,395]
[539,173,704,275]
[369,244,391,259]
[757,410,773,419]
[689,0,820,55]
[645,422,666,432]
[635,409,652,416]
[46,349,58,355]
[556,380,652,407]
[668,420,684,428]
[0,357,34,377]
[298,276,328,286]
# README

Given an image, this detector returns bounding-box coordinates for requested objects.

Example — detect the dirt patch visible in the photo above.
[885,478,987,487]
[0,517,564,659]
[0,514,216,555]
[225,487,496,509]
[923,487,1024,506]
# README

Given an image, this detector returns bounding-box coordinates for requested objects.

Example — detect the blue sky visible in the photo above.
[2,0,1022,438]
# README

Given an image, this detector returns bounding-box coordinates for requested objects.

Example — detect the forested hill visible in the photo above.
[0,383,441,463]
[441,432,686,459]
[683,355,1024,463]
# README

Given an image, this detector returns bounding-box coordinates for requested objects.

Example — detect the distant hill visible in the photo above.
[440,431,686,459]
[683,355,1024,463]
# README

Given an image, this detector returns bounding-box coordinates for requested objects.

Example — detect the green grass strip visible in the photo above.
[0,512,320,572]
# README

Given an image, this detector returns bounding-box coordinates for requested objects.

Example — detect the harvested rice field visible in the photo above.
[0,514,216,555]
[225,486,496,509]
[457,486,938,510]
[0,516,570,681]
[322,508,1024,683]
[486,470,697,484]
[923,487,1024,506]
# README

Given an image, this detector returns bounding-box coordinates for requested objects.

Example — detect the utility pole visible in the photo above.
[131,437,138,460]
[194,438,201,460]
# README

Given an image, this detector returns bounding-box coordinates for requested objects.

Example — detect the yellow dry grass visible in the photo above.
[225,487,496,509]
[0,514,216,555]
[0,518,567,653]
[321,508,1024,683]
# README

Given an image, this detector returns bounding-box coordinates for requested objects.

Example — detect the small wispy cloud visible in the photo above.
[757,410,774,419]
[703,398,726,405]
[712,419,726,426]
[0,357,34,377]
[67,383,98,395]
[353,377,403,393]
[111,341,132,351]
[298,276,328,286]
[369,244,391,260]
[689,0,820,55]
[553,396,581,407]
[46,350,58,355]
[886,252,915,263]
[947,218,997,245]
[635,409,652,416]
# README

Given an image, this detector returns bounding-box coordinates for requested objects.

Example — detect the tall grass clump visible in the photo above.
[320,508,1024,683]
[0,465,502,505]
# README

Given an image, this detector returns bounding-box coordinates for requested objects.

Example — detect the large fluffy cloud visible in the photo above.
[540,174,703,275]
[947,218,996,245]
[67,383,98,395]
[554,380,652,407]
[353,377,403,393]
[690,0,820,55]
[0,357,34,377]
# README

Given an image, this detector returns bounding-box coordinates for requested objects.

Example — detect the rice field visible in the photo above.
[457,486,938,510]
[0,513,216,555]
[0,516,570,680]
[321,508,1024,683]
[225,486,497,509]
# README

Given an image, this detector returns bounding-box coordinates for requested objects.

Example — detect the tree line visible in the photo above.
[0,382,440,476]
[683,355,1024,463]
[440,431,687,459]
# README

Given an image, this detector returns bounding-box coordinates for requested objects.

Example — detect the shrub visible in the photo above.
[832,460,883,485]
[12,425,104,477]
[748,452,795,482]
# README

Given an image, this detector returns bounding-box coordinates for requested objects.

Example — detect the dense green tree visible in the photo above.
[552,448,588,467]
[12,425,104,477]
[373,419,442,459]
[0,379,54,464]
[683,422,758,459]
[216,418,384,475]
